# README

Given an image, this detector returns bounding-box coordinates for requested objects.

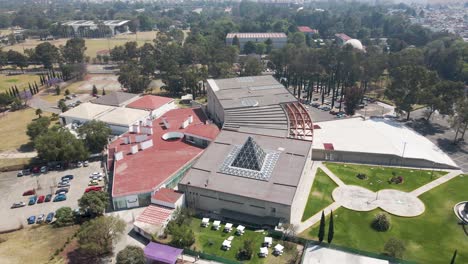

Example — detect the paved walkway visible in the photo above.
[296,202,341,234]
[411,169,463,197]
[317,163,345,186]
[0,151,37,159]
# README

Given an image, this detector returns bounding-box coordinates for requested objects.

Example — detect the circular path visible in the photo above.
[332,185,425,217]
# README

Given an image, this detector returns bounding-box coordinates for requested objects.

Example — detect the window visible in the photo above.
[271,207,276,213]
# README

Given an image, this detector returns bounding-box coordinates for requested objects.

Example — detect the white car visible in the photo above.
[91,175,103,181]
[77,162,83,167]
[83,161,89,167]
[90,172,102,178]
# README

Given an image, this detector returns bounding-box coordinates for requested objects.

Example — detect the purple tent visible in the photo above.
[144,242,183,264]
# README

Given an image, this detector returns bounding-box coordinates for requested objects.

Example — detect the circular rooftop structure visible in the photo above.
[162,132,184,141]
[344,39,364,51]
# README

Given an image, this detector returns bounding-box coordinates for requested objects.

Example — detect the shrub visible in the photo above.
[237,239,254,260]
[356,173,367,180]
[389,175,404,184]
[384,237,405,258]
[372,213,390,232]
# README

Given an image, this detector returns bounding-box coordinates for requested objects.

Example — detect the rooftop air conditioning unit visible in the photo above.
[131,145,138,154]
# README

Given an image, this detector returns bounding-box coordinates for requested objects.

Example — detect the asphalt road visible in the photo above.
[407,108,468,173]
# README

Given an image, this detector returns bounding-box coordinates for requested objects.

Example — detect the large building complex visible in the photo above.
[108,107,219,210]
[61,20,130,36]
[226,33,288,50]
[179,76,314,227]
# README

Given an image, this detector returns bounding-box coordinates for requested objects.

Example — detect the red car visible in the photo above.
[32,166,40,174]
[23,189,36,196]
[37,195,45,203]
[85,186,103,193]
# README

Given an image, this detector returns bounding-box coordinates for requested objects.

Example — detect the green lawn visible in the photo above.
[190,218,298,264]
[0,74,40,93]
[301,174,468,264]
[324,162,447,192]
[302,168,338,221]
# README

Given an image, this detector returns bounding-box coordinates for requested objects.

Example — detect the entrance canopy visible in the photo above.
[144,242,183,264]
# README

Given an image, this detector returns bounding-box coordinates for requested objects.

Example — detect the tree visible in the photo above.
[58,99,68,112]
[34,128,89,162]
[102,88,106,96]
[386,65,437,120]
[383,237,405,258]
[117,62,151,93]
[243,41,256,54]
[78,216,125,256]
[238,239,254,260]
[26,116,50,141]
[372,213,391,231]
[7,50,28,71]
[62,38,86,63]
[232,35,240,50]
[420,80,464,120]
[0,93,13,111]
[450,249,457,264]
[289,32,306,47]
[241,57,262,76]
[92,85,98,95]
[55,207,75,227]
[116,246,145,264]
[318,211,325,243]
[167,223,195,248]
[35,108,42,118]
[64,89,70,96]
[451,96,468,144]
[55,85,60,95]
[344,86,362,115]
[327,211,334,243]
[35,42,60,69]
[78,191,109,218]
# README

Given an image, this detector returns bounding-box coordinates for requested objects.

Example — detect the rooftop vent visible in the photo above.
[162,117,170,129]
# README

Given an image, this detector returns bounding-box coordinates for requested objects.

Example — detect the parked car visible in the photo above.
[77,161,83,168]
[11,202,26,208]
[85,186,103,193]
[61,175,74,181]
[37,195,45,203]
[40,166,48,173]
[83,161,89,167]
[58,182,70,188]
[32,166,40,174]
[45,212,55,223]
[313,97,319,101]
[88,180,99,186]
[22,169,31,175]
[27,215,36,224]
[45,194,52,202]
[17,171,23,177]
[36,214,45,224]
[90,172,102,178]
[329,109,338,115]
[53,194,67,202]
[28,196,37,205]
[311,102,321,108]
[336,113,347,118]
[23,189,36,196]
[320,106,331,111]
[55,164,62,170]
[91,175,103,181]
[55,188,69,195]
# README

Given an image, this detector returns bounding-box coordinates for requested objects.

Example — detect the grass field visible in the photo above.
[4,31,158,59]
[324,163,447,192]
[302,168,338,221]
[0,108,50,152]
[190,218,298,264]
[301,174,468,264]
[0,158,32,171]
[0,74,41,94]
[0,225,78,264]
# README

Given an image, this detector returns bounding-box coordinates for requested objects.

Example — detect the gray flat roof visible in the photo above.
[179,130,311,206]
[208,76,296,138]
[91,92,139,107]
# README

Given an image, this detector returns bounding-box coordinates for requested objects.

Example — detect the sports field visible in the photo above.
[0,74,40,94]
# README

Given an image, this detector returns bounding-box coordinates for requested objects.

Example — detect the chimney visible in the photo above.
[163,117,170,129]
[188,115,193,124]
[131,145,138,154]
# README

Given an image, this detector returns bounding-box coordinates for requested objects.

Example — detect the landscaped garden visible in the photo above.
[324,162,447,192]
[302,168,338,221]
[300,174,468,263]
[188,218,300,264]
[0,74,40,93]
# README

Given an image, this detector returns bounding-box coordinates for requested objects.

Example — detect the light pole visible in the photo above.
[401,141,407,167]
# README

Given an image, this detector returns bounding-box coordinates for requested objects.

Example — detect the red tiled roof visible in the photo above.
[136,205,174,226]
[152,188,183,204]
[127,95,174,111]
[297,26,318,33]
[323,143,334,150]
[110,108,220,197]
[335,33,352,42]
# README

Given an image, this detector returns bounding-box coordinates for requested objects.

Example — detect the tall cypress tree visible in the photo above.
[15,86,20,96]
[318,211,325,243]
[327,210,334,244]
[450,249,457,264]
[29,83,34,95]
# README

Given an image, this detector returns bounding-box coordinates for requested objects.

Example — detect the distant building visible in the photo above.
[61,20,130,36]
[334,33,352,46]
[226,33,287,50]
[297,26,319,36]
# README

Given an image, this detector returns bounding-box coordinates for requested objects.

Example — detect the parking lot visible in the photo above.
[0,161,105,231]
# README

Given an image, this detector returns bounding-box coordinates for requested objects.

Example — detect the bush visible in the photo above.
[356,173,367,180]
[389,176,404,184]
[384,237,405,258]
[237,239,254,260]
[372,213,390,232]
